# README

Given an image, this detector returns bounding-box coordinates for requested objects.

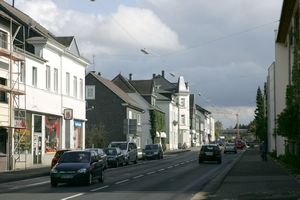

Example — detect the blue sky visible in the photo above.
[6,0,283,128]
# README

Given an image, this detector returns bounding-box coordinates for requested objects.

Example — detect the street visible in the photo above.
[0,149,242,200]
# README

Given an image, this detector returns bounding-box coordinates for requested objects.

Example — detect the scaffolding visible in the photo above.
[0,12,26,170]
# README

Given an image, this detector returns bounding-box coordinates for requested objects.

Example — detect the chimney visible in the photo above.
[98,72,101,76]
[91,71,96,74]
[129,73,132,80]
[153,73,156,79]
[162,70,165,78]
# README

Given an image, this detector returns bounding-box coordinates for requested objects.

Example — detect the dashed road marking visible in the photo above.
[167,166,173,169]
[133,175,144,179]
[61,193,85,200]
[158,168,165,172]
[90,185,109,192]
[115,179,129,185]
[147,171,156,175]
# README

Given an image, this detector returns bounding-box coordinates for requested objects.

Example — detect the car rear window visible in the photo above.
[201,146,218,151]
[110,143,127,150]
[59,152,90,163]
[145,145,158,150]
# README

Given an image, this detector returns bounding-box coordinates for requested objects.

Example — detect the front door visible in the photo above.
[33,115,42,164]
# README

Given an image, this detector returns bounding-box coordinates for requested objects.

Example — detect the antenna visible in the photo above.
[92,55,95,71]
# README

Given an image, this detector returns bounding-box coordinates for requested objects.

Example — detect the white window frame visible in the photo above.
[32,67,37,87]
[66,72,70,95]
[180,114,185,125]
[85,85,95,99]
[80,78,83,100]
[180,98,185,107]
[0,30,8,49]
[73,76,77,98]
[46,65,50,90]
[54,68,58,92]
[20,62,25,83]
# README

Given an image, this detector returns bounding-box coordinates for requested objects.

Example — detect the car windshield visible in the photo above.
[110,143,127,150]
[105,148,117,155]
[54,150,67,158]
[145,145,158,150]
[226,143,235,147]
[59,152,90,163]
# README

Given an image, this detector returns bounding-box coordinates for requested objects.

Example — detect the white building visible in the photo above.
[0,2,88,170]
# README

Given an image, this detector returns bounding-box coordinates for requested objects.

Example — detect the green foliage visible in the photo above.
[254,86,267,141]
[214,121,223,139]
[278,153,300,174]
[149,110,166,143]
[85,122,108,148]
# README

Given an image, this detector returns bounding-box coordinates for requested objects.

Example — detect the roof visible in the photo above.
[88,72,143,112]
[55,36,74,47]
[196,104,211,115]
[112,74,137,93]
[153,75,177,92]
[129,80,154,95]
[276,0,297,43]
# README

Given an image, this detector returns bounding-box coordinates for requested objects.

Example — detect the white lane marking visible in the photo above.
[180,162,185,165]
[167,166,173,169]
[90,185,109,192]
[115,179,129,185]
[158,168,165,172]
[9,180,50,190]
[61,193,85,200]
[133,174,144,179]
[147,171,155,175]
[174,164,179,167]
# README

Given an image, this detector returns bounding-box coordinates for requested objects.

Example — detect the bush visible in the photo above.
[278,154,300,174]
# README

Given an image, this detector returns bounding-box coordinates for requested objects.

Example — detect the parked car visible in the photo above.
[224,143,237,154]
[109,141,138,164]
[198,144,222,164]
[86,148,108,169]
[51,149,70,169]
[50,150,104,187]
[144,144,163,160]
[104,147,125,168]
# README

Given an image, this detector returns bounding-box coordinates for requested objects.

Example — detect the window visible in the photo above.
[73,76,77,97]
[85,85,95,99]
[20,62,25,83]
[180,114,185,125]
[46,65,50,90]
[137,114,141,125]
[54,68,58,92]
[0,30,8,49]
[79,78,83,99]
[0,77,7,103]
[66,72,70,95]
[32,67,37,87]
[180,98,185,107]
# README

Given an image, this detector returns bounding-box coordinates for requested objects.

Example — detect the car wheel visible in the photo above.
[115,161,119,168]
[98,170,104,182]
[87,173,93,185]
[198,159,203,164]
[134,157,137,164]
[51,181,57,187]
[217,159,222,164]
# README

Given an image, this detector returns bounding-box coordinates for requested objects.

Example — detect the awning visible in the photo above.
[160,132,167,138]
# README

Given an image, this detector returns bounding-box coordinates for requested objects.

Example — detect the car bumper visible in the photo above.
[50,172,89,184]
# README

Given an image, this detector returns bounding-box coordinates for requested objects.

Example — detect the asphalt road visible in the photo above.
[0,148,242,200]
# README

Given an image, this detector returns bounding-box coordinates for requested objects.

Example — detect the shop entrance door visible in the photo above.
[33,133,42,164]
[33,115,42,164]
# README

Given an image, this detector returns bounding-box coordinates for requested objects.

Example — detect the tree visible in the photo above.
[254,86,267,141]
[214,121,223,139]
[85,122,108,148]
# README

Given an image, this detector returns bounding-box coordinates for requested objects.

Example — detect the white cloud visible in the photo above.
[15,0,183,57]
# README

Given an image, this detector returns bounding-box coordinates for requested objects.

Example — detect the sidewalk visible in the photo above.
[208,148,300,200]
[0,165,50,184]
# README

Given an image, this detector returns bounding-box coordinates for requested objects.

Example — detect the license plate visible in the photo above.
[205,152,213,156]
[61,174,73,179]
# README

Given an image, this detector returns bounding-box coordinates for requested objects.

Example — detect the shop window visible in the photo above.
[34,115,42,133]
[0,30,8,49]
